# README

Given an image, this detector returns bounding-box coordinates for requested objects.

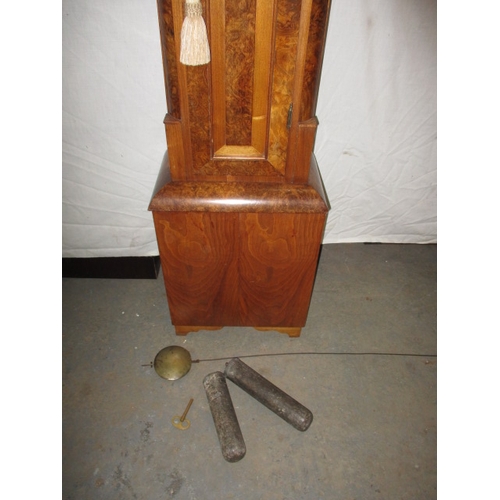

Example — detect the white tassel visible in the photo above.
[180,0,211,66]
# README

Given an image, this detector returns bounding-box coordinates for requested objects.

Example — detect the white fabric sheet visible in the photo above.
[316,0,436,243]
[62,0,436,257]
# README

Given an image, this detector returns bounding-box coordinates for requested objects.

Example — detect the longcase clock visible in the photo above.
[149,0,332,337]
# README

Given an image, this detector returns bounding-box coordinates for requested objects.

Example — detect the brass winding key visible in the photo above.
[172,398,194,430]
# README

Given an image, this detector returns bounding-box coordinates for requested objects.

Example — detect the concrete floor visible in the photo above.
[62,243,436,499]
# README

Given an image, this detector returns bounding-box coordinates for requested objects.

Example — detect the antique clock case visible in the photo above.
[149,0,331,337]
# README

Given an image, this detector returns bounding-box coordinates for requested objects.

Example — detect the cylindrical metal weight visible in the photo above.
[203,371,246,462]
[224,358,313,432]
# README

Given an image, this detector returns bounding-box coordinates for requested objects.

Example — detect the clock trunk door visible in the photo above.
[160,0,330,183]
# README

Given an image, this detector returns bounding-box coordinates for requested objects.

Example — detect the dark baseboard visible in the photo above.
[62,256,161,279]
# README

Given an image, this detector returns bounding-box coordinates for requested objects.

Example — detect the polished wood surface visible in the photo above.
[222,0,256,147]
[154,211,240,327]
[153,208,325,331]
[150,152,330,212]
[301,0,331,121]
[149,169,329,215]
[238,212,325,327]
[156,0,332,183]
[152,0,332,335]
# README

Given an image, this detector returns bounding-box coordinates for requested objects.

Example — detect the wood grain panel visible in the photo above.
[208,0,227,154]
[169,0,194,178]
[153,212,240,326]
[292,116,318,183]
[238,212,326,326]
[163,114,186,180]
[187,63,211,174]
[225,0,256,145]
[251,0,277,154]
[196,159,281,180]
[267,0,301,175]
[285,0,313,182]
[300,0,331,121]
[157,0,180,118]
[149,177,329,213]
[211,0,274,159]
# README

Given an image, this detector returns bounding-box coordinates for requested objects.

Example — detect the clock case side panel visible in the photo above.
[285,0,332,184]
[157,0,208,181]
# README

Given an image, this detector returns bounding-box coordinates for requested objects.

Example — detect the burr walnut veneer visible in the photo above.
[149,0,331,337]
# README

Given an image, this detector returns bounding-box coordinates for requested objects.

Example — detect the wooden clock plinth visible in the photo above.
[149,153,328,337]
[149,0,332,337]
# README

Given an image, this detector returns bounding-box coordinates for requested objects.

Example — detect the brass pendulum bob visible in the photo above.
[153,346,192,380]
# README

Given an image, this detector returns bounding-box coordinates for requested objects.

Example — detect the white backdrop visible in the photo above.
[62,0,436,258]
